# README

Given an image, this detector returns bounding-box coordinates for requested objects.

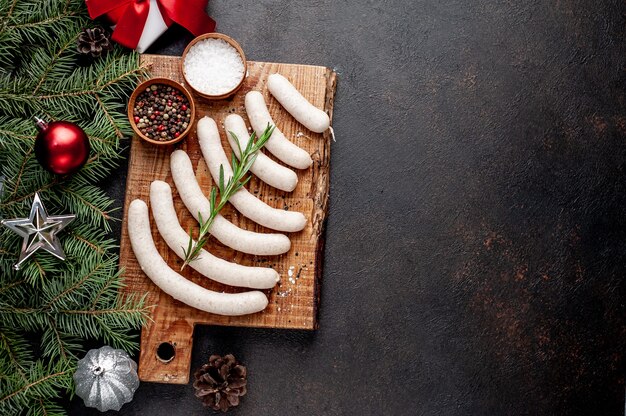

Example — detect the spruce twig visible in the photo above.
[0,0,151,413]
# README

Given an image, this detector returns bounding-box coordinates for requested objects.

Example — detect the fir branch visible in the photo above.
[31,28,79,95]
[94,93,123,138]
[56,185,116,230]
[181,125,274,269]
[6,13,74,30]
[7,147,33,199]
[0,181,57,211]
[0,328,31,377]
[26,258,47,286]
[60,305,149,317]
[89,272,125,310]
[0,279,24,295]
[43,261,107,309]
[4,0,19,20]
[69,232,106,255]
[0,362,72,415]
[0,0,151,412]
[0,370,69,402]
[40,319,76,361]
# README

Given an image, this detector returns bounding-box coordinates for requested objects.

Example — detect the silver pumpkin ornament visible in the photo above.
[73,346,140,412]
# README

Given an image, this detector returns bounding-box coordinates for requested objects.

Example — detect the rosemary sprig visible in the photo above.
[181,124,275,270]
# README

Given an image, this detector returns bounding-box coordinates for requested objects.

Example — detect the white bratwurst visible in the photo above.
[150,181,279,289]
[245,91,313,169]
[267,73,330,133]
[224,114,298,192]
[127,199,269,316]
[170,150,291,255]
[197,117,306,233]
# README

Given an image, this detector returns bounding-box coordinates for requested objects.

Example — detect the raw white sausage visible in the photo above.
[197,117,306,233]
[127,199,268,316]
[245,91,313,169]
[224,114,298,192]
[170,150,291,255]
[267,73,330,133]
[150,181,279,289]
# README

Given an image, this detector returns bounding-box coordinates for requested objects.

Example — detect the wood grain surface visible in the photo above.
[119,54,336,384]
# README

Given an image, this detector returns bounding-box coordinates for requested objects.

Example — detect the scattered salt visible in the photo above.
[277,288,291,297]
[183,38,244,95]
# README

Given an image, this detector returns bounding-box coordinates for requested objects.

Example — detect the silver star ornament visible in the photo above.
[1,192,75,270]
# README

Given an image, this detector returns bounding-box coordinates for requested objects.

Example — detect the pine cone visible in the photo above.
[193,354,247,412]
[77,27,112,58]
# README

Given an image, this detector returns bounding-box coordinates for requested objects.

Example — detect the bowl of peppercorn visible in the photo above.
[128,77,195,146]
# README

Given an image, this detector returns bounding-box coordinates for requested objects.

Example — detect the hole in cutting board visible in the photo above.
[156,342,176,363]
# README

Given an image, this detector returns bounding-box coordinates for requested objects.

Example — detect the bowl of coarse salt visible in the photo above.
[181,33,247,100]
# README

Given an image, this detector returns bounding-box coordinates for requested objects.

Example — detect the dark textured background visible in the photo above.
[70,1,626,415]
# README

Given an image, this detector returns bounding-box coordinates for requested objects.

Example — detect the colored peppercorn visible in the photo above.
[133,83,192,141]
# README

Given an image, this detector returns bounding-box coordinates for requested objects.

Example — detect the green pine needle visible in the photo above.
[0,1,152,414]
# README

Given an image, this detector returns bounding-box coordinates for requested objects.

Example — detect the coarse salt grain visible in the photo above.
[183,38,244,95]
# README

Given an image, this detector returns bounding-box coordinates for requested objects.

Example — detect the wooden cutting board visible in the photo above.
[118,54,336,384]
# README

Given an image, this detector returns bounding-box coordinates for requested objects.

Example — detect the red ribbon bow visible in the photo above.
[86,0,216,50]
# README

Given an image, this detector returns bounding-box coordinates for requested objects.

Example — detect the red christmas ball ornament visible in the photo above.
[34,117,90,175]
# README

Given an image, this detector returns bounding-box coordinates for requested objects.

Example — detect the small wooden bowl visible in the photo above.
[128,77,195,146]
[180,33,247,100]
